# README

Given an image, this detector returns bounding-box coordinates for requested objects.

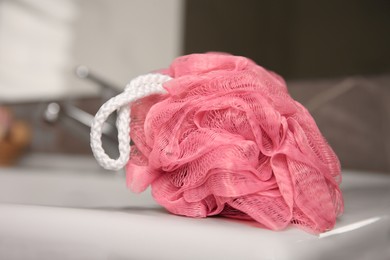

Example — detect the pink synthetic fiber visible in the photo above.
[126,53,343,233]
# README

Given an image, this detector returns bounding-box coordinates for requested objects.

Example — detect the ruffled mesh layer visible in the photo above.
[126,53,343,233]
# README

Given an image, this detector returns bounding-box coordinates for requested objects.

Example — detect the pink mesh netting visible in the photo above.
[126,53,344,233]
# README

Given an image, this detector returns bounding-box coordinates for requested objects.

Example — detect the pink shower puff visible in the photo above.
[126,53,344,233]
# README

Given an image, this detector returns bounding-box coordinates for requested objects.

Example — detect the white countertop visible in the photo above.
[0,154,389,259]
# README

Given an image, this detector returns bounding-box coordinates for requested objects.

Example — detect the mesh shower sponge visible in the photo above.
[126,53,343,233]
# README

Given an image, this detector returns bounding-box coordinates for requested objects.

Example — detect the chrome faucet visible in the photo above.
[75,65,121,102]
[43,66,121,145]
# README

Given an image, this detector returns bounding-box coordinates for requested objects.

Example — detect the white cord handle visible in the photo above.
[90,73,172,170]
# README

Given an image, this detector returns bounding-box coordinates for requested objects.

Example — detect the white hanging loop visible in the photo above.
[90,73,172,170]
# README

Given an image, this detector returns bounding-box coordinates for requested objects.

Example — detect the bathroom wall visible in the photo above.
[184,0,390,79]
[0,0,183,103]
[70,0,184,96]
[0,0,77,102]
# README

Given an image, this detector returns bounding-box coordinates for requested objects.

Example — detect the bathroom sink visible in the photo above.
[0,154,389,260]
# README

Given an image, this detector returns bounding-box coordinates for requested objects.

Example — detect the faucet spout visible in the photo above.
[43,102,118,143]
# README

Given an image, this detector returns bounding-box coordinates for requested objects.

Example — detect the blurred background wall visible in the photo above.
[1,0,390,173]
[184,0,390,79]
[0,0,183,102]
